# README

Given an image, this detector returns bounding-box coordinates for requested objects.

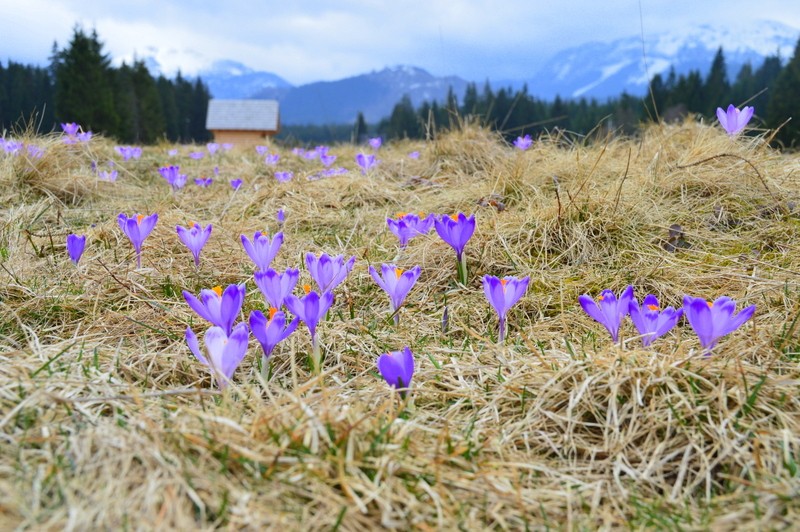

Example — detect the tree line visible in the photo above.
[0,27,211,143]
[379,38,800,147]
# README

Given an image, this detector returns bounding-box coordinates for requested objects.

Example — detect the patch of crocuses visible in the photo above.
[579,287,755,352]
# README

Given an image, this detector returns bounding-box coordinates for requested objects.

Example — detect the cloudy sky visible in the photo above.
[1,0,799,85]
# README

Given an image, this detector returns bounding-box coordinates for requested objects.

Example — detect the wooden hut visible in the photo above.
[205,99,280,144]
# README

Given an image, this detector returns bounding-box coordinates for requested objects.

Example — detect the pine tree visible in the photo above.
[157,76,179,141]
[767,38,800,146]
[51,27,118,134]
[385,94,420,139]
[703,47,730,115]
[353,112,368,143]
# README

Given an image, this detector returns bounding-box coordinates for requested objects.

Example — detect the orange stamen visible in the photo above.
[418,212,425,218]
[500,278,508,292]
[136,214,144,224]
[395,268,403,279]
[211,285,222,297]
[598,295,605,302]
[395,211,408,219]
[707,302,713,308]
[647,304,659,311]
[450,214,459,221]
[189,221,196,228]
[303,284,311,295]
[268,307,278,321]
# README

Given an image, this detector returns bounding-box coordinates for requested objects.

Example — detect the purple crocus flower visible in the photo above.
[98,170,118,182]
[249,308,299,363]
[369,137,382,150]
[277,208,286,226]
[408,151,420,159]
[320,154,337,167]
[189,151,205,160]
[66,234,86,265]
[255,145,268,155]
[285,288,335,371]
[77,131,93,143]
[434,213,476,284]
[222,143,233,151]
[176,222,212,267]
[292,147,305,156]
[275,171,293,182]
[241,231,284,271]
[513,134,533,150]
[206,142,219,155]
[305,252,356,293]
[183,283,246,336]
[369,264,422,325]
[254,267,299,309]
[117,212,158,268]
[159,165,187,191]
[483,275,530,343]
[213,166,220,176]
[387,212,435,248]
[230,178,243,190]
[377,346,414,397]
[683,295,756,352]
[194,177,213,187]
[628,294,683,347]
[356,153,377,173]
[716,104,754,137]
[578,285,635,344]
[27,145,44,159]
[185,323,249,388]
[168,148,179,157]
[265,154,280,165]
[115,146,142,161]
[61,122,80,136]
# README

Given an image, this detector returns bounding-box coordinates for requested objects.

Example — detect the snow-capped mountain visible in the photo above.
[200,60,293,99]
[523,19,799,100]
[252,65,468,125]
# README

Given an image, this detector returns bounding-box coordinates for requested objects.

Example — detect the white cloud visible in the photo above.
[0,0,798,84]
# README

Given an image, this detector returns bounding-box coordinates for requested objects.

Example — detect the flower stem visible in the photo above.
[457,252,468,285]
[498,316,506,344]
[311,335,321,373]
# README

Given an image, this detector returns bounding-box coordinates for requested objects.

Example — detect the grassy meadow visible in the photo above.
[1,119,799,530]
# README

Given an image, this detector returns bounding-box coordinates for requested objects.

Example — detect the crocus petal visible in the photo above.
[183,290,215,324]
[185,326,208,365]
[219,323,250,380]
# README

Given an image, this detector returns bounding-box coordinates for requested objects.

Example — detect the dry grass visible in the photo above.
[1,120,799,530]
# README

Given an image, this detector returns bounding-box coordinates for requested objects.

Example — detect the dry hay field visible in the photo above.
[0,120,799,530]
